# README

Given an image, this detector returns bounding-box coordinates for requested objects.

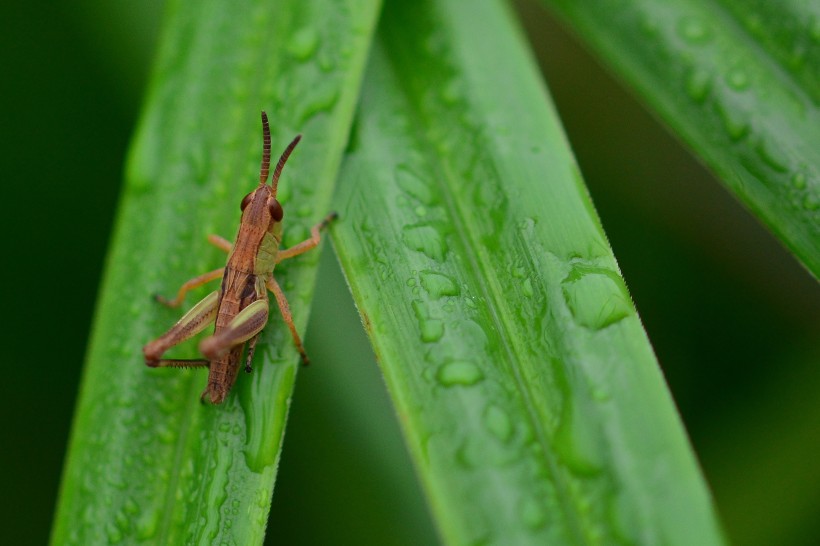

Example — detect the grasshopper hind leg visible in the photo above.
[266,277,309,365]
[143,291,220,366]
[147,358,210,369]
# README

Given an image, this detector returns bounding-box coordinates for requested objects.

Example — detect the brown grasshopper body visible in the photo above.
[143,112,335,404]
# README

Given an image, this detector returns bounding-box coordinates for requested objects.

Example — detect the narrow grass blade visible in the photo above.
[51,0,379,544]
[331,0,726,543]
[540,0,820,277]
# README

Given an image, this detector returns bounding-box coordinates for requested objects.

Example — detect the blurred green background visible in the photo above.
[2,1,818,545]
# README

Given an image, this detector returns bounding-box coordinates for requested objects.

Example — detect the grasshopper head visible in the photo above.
[239,184,283,231]
[240,111,301,230]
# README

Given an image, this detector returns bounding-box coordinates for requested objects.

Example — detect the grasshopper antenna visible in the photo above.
[259,111,272,184]
[270,134,302,194]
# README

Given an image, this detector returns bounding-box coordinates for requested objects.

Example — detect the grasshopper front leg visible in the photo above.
[144,291,220,367]
[199,299,269,360]
[207,234,233,254]
[155,268,224,308]
[275,212,338,263]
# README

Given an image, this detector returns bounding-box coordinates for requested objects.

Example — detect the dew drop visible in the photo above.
[562,267,631,330]
[395,164,436,205]
[123,498,139,515]
[554,391,604,476]
[242,364,296,472]
[420,320,445,343]
[414,205,427,217]
[592,387,611,402]
[412,300,445,342]
[257,486,271,510]
[756,139,789,172]
[156,424,175,444]
[107,473,128,490]
[129,174,151,193]
[441,81,460,104]
[436,361,484,387]
[136,510,159,540]
[792,172,807,189]
[276,182,292,204]
[420,271,459,299]
[115,510,129,532]
[168,253,182,270]
[638,14,658,36]
[746,13,763,32]
[454,440,477,469]
[287,28,319,61]
[117,340,136,360]
[726,67,750,91]
[685,69,712,102]
[297,87,339,123]
[788,44,807,69]
[106,524,123,544]
[403,224,448,261]
[522,278,534,298]
[483,404,513,442]
[318,52,335,72]
[716,103,750,142]
[519,496,547,530]
[803,194,819,211]
[678,16,712,44]
[810,17,820,42]
[609,489,642,545]
[284,224,309,249]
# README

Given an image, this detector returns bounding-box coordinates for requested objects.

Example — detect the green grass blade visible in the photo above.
[539,0,820,277]
[331,0,726,543]
[51,0,379,544]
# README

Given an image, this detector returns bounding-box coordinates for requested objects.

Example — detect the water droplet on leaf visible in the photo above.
[791,172,807,189]
[436,361,484,387]
[685,69,712,102]
[403,224,448,261]
[396,164,436,205]
[420,271,459,299]
[519,496,547,530]
[678,16,712,43]
[288,28,319,61]
[420,320,445,343]
[716,103,750,142]
[562,267,631,330]
[484,404,513,442]
[726,67,750,90]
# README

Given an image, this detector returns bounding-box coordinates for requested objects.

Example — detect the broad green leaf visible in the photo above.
[331,0,726,544]
[51,0,380,543]
[540,0,820,277]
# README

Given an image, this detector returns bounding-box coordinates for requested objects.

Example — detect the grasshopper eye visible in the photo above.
[240,193,253,211]
[269,199,284,222]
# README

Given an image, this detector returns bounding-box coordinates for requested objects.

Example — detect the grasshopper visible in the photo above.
[143,111,336,404]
